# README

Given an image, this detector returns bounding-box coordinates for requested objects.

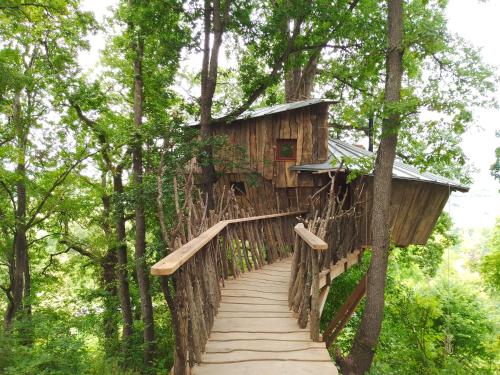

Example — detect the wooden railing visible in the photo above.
[289,223,327,341]
[289,221,367,342]
[151,211,303,374]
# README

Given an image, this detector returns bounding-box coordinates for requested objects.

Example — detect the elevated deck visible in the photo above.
[192,258,338,375]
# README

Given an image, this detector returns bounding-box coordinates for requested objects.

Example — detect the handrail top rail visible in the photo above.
[294,223,328,251]
[151,211,306,276]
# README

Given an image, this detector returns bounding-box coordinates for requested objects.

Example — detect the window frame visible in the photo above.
[232,181,246,196]
[275,139,297,162]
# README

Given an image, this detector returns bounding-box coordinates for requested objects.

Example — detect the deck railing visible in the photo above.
[151,211,303,374]
[289,223,327,341]
[289,216,366,342]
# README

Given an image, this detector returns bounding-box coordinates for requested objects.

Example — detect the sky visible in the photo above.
[446,0,500,229]
[79,0,499,230]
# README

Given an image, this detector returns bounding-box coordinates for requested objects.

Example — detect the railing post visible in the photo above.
[292,223,328,342]
[310,251,320,341]
[173,268,189,375]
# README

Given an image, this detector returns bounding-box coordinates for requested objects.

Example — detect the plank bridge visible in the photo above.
[152,211,366,375]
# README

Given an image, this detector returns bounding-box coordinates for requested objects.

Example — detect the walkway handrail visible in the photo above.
[289,223,327,341]
[151,211,305,276]
[294,223,328,250]
[151,210,304,374]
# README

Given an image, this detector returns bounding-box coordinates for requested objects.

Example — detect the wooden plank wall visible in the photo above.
[212,103,329,189]
[355,177,451,247]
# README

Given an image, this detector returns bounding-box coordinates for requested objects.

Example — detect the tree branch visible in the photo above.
[0,2,51,10]
[42,239,97,275]
[26,149,93,228]
[0,284,13,305]
[0,179,16,211]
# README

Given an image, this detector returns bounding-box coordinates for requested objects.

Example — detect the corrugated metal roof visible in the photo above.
[290,139,469,192]
[189,98,336,126]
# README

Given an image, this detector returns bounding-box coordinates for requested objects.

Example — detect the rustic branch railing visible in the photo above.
[289,223,327,342]
[289,210,367,342]
[151,211,303,374]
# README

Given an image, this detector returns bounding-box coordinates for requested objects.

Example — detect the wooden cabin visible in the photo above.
[194,98,468,248]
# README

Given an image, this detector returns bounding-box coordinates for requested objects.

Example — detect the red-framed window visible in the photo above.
[275,139,297,161]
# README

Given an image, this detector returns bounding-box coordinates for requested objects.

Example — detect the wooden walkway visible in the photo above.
[192,257,338,375]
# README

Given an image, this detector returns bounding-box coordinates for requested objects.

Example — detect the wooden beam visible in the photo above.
[294,223,328,251]
[319,249,363,289]
[323,273,367,347]
[151,211,306,276]
[318,285,331,317]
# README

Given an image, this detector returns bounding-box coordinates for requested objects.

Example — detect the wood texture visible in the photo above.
[324,273,367,347]
[294,223,328,250]
[191,258,338,375]
[210,104,330,189]
[151,211,304,276]
[357,177,451,247]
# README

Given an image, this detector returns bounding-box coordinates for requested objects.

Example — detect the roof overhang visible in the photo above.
[290,139,470,193]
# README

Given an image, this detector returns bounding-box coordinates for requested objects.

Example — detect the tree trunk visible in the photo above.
[102,249,119,352]
[113,171,134,352]
[129,15,156,363]
[199,0,229,209]
[368,116,374,152]
[342,1,404,374]
[101,186,119,354]
[284,54,318,102]
[5,91,31,338]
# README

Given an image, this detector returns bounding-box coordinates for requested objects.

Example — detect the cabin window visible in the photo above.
[232,181,246,196]
[276,139,297,161]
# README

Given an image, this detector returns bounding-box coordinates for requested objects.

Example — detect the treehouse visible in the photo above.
[194,98,467,248]
[152,99,468,374]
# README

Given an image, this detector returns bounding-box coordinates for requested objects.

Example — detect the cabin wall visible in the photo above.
[356,177,451,247]
[212,103,329,189]
[215,173,327,214]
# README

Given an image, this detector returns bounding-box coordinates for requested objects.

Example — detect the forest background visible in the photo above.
[0,0,499,374]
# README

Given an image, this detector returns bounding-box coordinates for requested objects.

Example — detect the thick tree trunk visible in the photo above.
[130,22,156,363]
[101,188,119,353]
[102,250,119,351]
[284,54,318,102]
[199,0,229,209]
[343,1,404,374]
[5,91,31,337]
[113,171,134,350]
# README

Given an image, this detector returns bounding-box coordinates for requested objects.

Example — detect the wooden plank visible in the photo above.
[301,108,313,164]
[216,311,294,319]
[212,317,307,333]
[151,221,227,275]
[262,116,274,180]
[192,361,338,375]
[218,303,289,313]
[151,211,304,275]
[205,340,325,353]
[226,279,289,288]
[201,347,331,362]
[318,249,362,289]
[208,331,311,341]
[294,223,328,250]
[220,297,289,306]
[296,111,303,165]
[319,285,330,317]
[324,273,367,347]
[221,289,287,298]
[221,285,288,293]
